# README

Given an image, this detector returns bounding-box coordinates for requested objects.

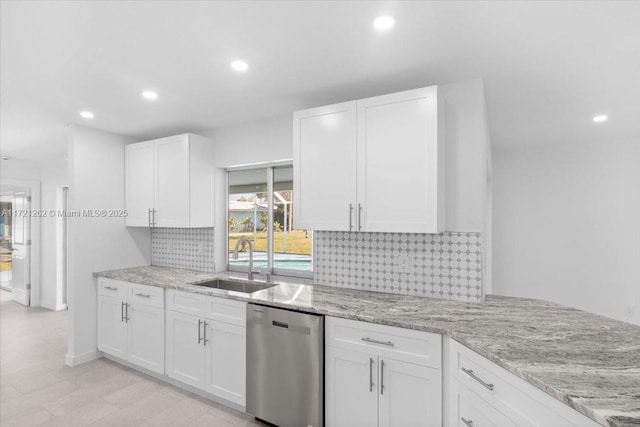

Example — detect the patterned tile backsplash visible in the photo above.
[151,227,483,302]
[151,228,215,272]
[314,231,483,302]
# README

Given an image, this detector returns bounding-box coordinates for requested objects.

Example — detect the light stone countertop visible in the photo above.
[94,265,640,427]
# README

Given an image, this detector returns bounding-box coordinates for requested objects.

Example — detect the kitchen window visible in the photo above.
[227,164,312,277]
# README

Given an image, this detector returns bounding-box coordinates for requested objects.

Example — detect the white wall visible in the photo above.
[0,159,41,180]
[66,126,151,366]
[493,139,640,325]
[39,160,67,310]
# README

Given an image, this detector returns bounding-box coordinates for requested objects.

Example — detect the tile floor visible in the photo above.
[0,289,262,426]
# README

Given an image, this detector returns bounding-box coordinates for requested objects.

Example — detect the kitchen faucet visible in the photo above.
[232,237,271,282]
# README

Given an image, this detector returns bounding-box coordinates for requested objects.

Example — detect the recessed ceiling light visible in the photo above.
[79,111,94,119]
[373,15,395,31]
[230,60,249,72]
[142,91,158,100]
[593,115,608,123]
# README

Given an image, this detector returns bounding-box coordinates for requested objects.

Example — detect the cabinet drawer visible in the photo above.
[129,283,164,308]
[204,296,245,327]
[449,339,601,427]
[451,378,516,427]
[167,290,209,316]
[98,278,129,298]
[326,317,441,368]
[167,290,246,326]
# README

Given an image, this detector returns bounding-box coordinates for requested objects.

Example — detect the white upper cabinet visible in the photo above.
[293,101,357,231]
[125,133,215,227]
[293,86,445,233]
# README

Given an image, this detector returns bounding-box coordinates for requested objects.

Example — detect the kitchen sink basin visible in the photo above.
[191,279,276,294]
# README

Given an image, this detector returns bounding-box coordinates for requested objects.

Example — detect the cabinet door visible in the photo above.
[293,101,357,231]
[204,320,246,406]
[155,135,190,227]
[127,303,165,374]
[378,358,442,427]
[357,87,444,233]
[165,311,205,389]
[125,141,155,226]
[97,296,127,359]
[325,346,378,427]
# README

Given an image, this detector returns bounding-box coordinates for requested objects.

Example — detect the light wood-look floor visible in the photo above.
[0,290,263,426]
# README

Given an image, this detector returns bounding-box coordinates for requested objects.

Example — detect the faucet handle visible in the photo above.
[252,268,272,283]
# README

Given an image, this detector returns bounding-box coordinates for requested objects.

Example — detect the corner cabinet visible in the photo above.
[294,86,445,233]
[445,338,602,427]
[97,279,165,374]
[125,133,215,227]
[325,316,442,427]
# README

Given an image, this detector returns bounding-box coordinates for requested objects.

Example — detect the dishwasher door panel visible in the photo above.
[246,304,324,427]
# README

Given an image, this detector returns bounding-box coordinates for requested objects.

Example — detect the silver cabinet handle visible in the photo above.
[362,337,394,347]
[121,301,125,322]
[124,303,130,323]
[153,209,157,226]
[135,293,151,298]
[380,359,385,395]
[105,286,118,291]
[369,357,374,392]
[358,203,363,231]
[461,367,495,391]
[148,208,153,227]
[349,203,354,231]
[198,319,203,344]
[203,321,208,346]
[461,417,474,427]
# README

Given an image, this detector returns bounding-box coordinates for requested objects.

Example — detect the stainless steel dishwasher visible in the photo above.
[246,303,324,427]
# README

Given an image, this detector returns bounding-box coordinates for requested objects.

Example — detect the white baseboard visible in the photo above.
[55,303,68,311]
[65,349,100,367]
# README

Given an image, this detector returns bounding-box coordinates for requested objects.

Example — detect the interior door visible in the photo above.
[11,190,30,305]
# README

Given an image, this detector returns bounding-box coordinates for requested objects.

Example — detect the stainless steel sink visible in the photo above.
[191,279,276,294]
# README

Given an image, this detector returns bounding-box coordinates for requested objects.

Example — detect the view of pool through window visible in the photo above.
[228,166,312,274]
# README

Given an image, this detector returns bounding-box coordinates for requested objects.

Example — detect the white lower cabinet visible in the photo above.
[325,317,442,427]
[165,290,246,407]
[97,279,165,374]
[445,338,601,427]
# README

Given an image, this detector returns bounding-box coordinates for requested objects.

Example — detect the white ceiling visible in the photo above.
[1,1,639,166]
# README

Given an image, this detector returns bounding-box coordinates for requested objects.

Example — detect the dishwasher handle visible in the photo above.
[272,320,289,329]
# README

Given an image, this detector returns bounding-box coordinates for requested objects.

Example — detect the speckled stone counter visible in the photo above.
[94,266,640,427]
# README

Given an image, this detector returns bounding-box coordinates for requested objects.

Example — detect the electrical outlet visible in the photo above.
[397,254,411,273]
[625,305,636,318]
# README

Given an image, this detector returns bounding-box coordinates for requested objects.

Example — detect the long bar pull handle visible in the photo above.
[198,319,203,344]
[349,203,354,231]
[135,293,151,298]
[153,209,157,227]
[124,303,130,323]
[461,367,495,391]
[121,301,125,322]
[203,321,208,346]
[361,337,394,347]
[369,357,374,392]
[148,208,153,227]
[105,286,118,291]
[380,359,385,395]
[358,203,363,231]
[461,417,474,427]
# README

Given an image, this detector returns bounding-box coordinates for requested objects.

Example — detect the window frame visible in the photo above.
[226,161,313,279]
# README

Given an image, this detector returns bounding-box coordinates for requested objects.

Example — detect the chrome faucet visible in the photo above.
[233,237,258,280]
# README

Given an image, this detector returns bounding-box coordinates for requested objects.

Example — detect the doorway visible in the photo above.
[0,179,40,307]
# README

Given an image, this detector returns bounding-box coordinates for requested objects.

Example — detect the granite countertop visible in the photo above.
[95,266,640,427]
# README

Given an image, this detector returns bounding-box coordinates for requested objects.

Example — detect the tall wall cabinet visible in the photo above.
[293,86,446,233]
[125,133,215,227]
